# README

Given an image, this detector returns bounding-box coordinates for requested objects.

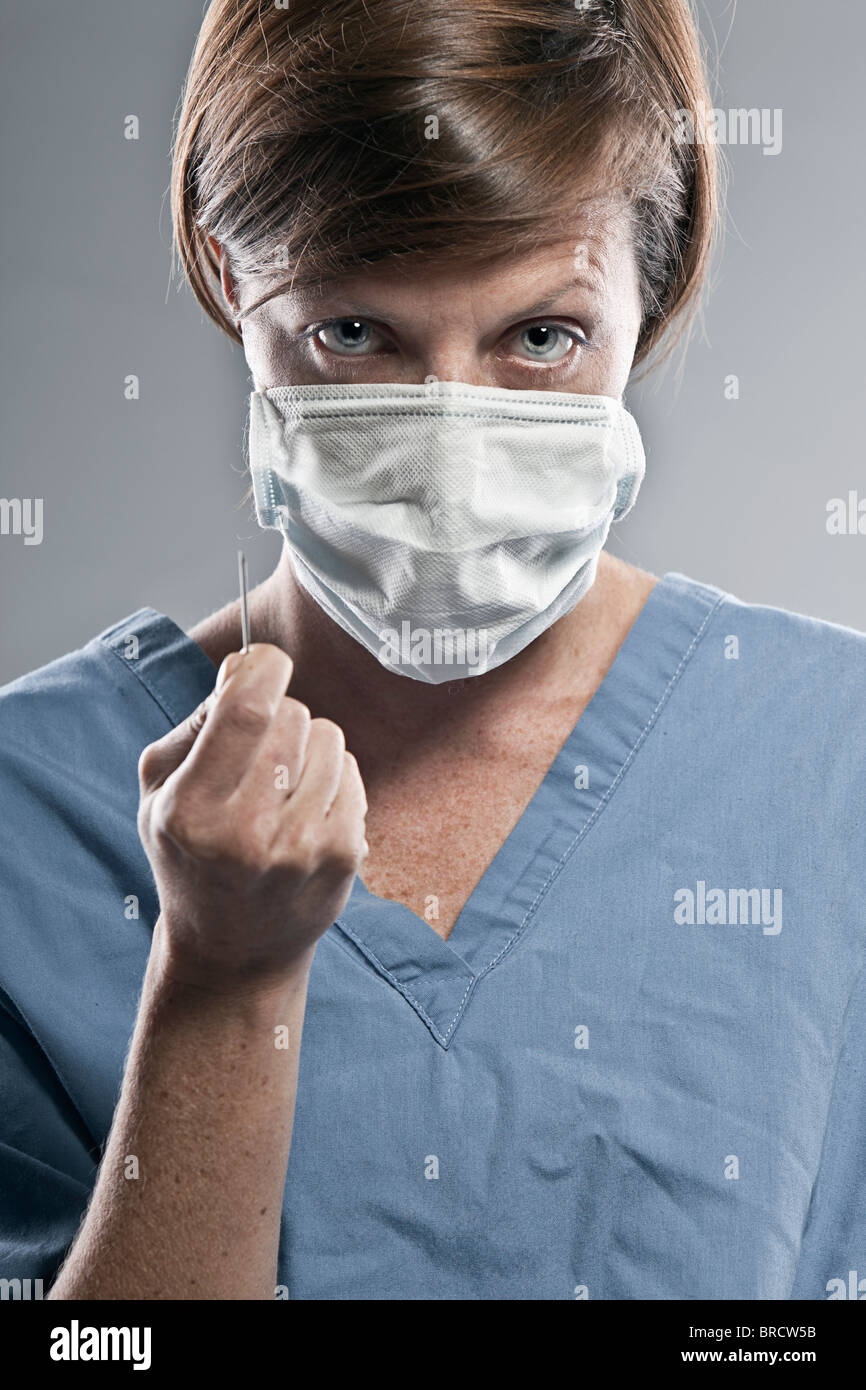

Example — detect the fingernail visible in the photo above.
[216,650,245,692]
[189,697,211,732]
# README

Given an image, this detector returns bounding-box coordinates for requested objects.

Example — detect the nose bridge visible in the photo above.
[409,302,486,385]
[421,345,486,386]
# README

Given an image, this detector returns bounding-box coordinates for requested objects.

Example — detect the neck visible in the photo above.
[236,546,656,765]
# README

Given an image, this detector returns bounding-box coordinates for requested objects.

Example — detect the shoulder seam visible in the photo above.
[98,639,179,729]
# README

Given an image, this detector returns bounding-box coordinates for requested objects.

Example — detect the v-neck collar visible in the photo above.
[102,572,725,1050]
[331,572,725,1046]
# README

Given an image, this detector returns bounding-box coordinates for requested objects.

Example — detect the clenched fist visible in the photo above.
[137,643,368,991]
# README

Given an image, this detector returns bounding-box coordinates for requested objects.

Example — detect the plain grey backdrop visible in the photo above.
[1,0,864,684]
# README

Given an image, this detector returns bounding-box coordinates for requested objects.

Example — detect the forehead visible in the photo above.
[239,198,637,321]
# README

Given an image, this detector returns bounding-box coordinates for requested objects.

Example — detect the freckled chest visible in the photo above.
[359,695,586,940]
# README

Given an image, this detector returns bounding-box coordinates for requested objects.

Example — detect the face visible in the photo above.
[214,201,642,399]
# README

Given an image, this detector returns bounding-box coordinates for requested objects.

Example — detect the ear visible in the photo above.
[207,235,240,324]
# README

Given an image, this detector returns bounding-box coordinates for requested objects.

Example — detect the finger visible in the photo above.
[276,749,368,869]
[233,696,312,808]
[177,643,295,800]
[285,718,347,822]
[330,750,368,820]
[137,650,246,792]
[319,752,369,867]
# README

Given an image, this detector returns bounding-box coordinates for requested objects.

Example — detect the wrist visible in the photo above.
[148,914,316,1009]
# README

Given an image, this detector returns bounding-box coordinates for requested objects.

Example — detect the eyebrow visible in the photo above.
[240,270,603,329]
[316,273,601,318]
[504,273,603,322]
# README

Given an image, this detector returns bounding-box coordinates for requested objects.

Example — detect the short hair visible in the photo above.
[171,0,719,367]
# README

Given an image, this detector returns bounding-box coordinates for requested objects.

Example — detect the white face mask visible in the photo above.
[249,380,645,683]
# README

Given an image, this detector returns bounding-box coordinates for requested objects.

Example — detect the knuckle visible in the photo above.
[222,696,272,739]
[256,641,292,666]
[275,699,311,744]
[280,823,319,875]
[154,785,212,854]
[188,698,211,733]
[310,717,345,750]
[153,782,183,834]
[319,820,366,877]
[232,825,274,873]
[284,698,311,728]
[249,643,294,686]
[344,750,365,783]
[343,752,368,806]
[322,841,364,879]
[137,741,162,786]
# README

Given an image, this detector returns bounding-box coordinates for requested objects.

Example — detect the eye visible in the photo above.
[314,318,389,356]
[506,321,585,364]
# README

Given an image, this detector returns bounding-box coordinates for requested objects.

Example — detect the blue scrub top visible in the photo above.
[1,571,865,1301]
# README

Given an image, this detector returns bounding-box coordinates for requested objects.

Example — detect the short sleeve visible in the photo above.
[0,613,214,1292]
[791,959,866,1299]
[0,988,96,1287]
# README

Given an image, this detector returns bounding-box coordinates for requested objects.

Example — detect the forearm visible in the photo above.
[49,917,312,1300]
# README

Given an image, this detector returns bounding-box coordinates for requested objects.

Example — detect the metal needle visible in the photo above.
[237,549,250,654]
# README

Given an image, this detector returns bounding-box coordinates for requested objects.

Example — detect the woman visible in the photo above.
[2,0,864,1301]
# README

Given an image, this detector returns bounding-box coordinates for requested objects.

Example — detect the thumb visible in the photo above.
[138,650,245,791]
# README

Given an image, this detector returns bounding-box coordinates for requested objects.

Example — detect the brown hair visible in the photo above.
[171,0,718,367]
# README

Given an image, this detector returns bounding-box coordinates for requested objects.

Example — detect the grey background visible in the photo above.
[1,0,863,684]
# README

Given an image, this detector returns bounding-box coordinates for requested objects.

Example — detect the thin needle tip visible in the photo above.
[237,549,250,655]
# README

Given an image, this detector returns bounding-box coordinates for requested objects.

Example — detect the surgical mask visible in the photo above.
[248,380,645,683]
